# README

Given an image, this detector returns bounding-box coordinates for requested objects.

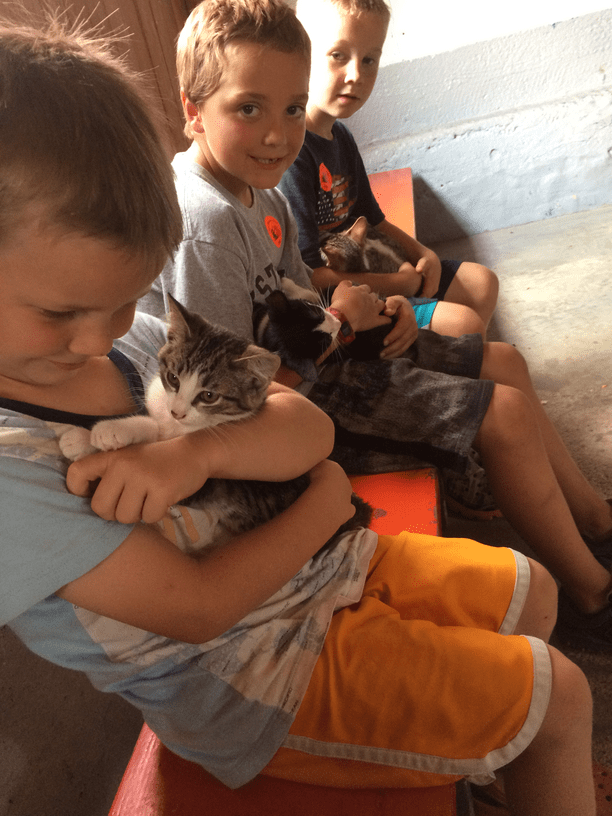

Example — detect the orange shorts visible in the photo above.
[263,532,551,788]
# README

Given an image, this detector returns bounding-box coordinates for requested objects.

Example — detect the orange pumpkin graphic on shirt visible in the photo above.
[265,215,282,248]
[319,163,333,192]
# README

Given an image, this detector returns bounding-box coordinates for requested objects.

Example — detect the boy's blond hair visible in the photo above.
[177,0,311,140]
[296,0,390,21]
[0,14,182,262]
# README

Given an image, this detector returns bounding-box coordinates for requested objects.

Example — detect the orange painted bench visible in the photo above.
[369,167,416,238]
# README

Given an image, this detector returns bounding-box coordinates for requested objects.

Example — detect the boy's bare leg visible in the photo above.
[503,646,595,816]
[443,262,499,329]
[429,301,486,339]
[474,347,612,613]
[514,558,558,641]
[481,342,612,542]
[499,561,595,814]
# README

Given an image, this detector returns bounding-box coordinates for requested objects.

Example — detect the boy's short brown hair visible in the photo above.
[0,14,182,261]
[177,0,311,139]
[296,0,390,21]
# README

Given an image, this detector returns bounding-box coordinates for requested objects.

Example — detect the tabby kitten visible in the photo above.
[319,216,423,297]
[59,295,371,547]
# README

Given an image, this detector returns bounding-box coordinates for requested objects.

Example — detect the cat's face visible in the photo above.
[319,217,368,273]
[266,289,341,357]
[158,296,280,430]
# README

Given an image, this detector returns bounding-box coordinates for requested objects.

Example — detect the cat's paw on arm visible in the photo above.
[58,426,98,462]
[90,416,160,451]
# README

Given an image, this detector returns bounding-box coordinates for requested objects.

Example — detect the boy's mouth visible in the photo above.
[255,157,283,165]
[49,358,88,371]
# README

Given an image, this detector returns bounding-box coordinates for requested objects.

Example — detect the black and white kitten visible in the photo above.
[255,277,394,364]
[253,277,340,362]
[58,295,371,545]
[320,216,423,297]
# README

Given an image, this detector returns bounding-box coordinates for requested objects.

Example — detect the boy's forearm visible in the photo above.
[59,461,354,644]
[376,219,433,266]
[311,261,420,298]
[188,383,334,482]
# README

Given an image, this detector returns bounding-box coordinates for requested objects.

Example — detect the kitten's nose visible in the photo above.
[171,409,186,420]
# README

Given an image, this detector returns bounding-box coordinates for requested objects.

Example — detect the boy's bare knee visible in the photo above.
[483,340,528,376]
[453,262,499,314]
[476,383,535,453]
[539,646,592,743]
[515,557,558,640]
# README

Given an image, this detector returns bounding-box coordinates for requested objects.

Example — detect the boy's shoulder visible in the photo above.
[284,122,361,189]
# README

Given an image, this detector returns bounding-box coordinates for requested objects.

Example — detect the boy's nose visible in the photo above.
[345,58,361,84]
[263,117,287,146]
[68,322,115,357]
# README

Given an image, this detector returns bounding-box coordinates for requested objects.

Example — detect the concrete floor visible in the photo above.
[1,203,611,815]
[436,203,612,772]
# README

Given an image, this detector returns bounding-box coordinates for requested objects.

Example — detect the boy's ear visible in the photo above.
[181,90,204,134]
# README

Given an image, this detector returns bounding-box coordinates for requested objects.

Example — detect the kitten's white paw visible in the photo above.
[58,427,97,462]
[90,417,158,451]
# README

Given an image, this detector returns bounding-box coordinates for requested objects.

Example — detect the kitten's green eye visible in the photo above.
[199,391,217,404]
[166,372,180,390]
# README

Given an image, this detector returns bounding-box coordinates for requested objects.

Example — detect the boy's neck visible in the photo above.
[187,142,254,207]
[0,357,137,416]
[305,108,336,140]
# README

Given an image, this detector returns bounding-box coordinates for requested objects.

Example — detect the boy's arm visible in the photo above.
[375,219,442,299]
[309,219,443,298]
[57,459,355,644]
[310,260,423,298]
[67,383,334,524]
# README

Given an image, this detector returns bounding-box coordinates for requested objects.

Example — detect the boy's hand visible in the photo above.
[66,437,209,525]
[415,251,442,299]
[330,280,390,332]
[380,296,418,359]
[395,261,424,297]
[307,459,356,528]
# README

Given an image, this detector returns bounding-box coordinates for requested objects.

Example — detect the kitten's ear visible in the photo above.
[265,289,291,316]
[243,344,281,386]
[346,216,368,246]
[166,294,193,342]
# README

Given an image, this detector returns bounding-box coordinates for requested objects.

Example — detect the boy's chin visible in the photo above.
[250,169,290,190]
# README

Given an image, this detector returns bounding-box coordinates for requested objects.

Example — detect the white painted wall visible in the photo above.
[383,1,612,63]
[349,5,612,242]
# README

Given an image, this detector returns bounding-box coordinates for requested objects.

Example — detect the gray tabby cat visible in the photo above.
[319,215,423,296]
[59,295,371,546]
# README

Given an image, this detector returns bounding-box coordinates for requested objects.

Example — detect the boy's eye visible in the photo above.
[40,309,77,321]
[240,104,259,117]
[287,104,305,118]
[330,51,346,62]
